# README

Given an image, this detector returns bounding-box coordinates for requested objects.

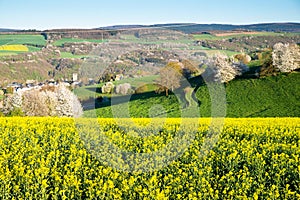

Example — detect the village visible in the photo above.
[0,73,89,94]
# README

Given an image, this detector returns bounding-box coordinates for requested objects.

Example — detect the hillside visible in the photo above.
[196,72,300,117]
[0,22,299,87]
[83,72,300,118]
[99,22,300,33]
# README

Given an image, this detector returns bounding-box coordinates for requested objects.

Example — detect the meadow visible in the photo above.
[0,117,299,199]
[0,34,46,56]
[74,75,159,101]
[59,52,89,59]
[192,32,286,41]
[0,34,46,46]
[53,38,106,46]
[82,72,300,118]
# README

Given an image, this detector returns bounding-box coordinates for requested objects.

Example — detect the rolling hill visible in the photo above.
[83,72,300,118]
[98,22,300,33]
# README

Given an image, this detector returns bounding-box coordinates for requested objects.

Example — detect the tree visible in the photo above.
[115,83,132,95]
[234,53,251,64]
[2,85,83,117]
[272,43,300,73]
[55,85,83,117]
[181,59,199,78]
[258,48,276,77]
[101,82,115,94]
[156,62,182,96]
[203,54,248,83]
[2,91,22,115]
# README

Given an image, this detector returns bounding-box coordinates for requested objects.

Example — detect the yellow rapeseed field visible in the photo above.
[0,117,299,199]
[0,44,28,51]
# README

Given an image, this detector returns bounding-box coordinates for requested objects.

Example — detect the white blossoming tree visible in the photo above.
[2,85,83,117]
[272,43,300,73]
[115,83,132,95]
[203,54,248,83]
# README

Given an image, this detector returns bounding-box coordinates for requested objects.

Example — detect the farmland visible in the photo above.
[82,72,300,118]
[0,34,46,56]
[0,23,299,200]
[0,34,46,46]
[0,44,28,51]
[192,32,288,41]
[53,38,106,46]
[0,117,299,199]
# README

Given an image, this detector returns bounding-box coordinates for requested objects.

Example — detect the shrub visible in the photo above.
[115,83,132,95]
[101,82,114,94]
[6,87,14,94]
[234,53,251,64]
[258,49,277,77]
[135,84,150,94]
[2,92,23,115]
[7,107,24,117]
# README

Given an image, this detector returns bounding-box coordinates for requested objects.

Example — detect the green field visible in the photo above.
[0,51,20,56]
[74,75,159,101]
[0,34,45,56]
[0,47,41,56]
[60,51,88,59]
[82,72,300,118]
[0,34,46,46]
[53,38,106,46]
[27,46,41,52]
[196,72,300,117]
[192,32,285,41]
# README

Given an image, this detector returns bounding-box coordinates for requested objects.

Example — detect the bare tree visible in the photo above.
[156,62,182,96]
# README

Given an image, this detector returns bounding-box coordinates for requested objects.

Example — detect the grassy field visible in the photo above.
[196,72,300,117]
[74,75,159,101]
[82,72,300,118]
[0,117,299,199]
[0,34,45,56]
[0,48,40,56]
[60,51,89,59]
[0,34,46,46]
[192,32,285,41]
[53,38,106,46]
[0,51,20,56]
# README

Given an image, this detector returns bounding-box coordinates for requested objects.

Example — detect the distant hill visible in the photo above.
[0,28,20,32]
[98,22,300,33]
[2,22,299,34]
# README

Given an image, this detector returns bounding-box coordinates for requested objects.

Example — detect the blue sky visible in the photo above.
[0,0,299,30]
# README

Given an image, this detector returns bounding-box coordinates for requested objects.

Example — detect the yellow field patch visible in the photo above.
[0,117,299,199]
[0,44,28,51]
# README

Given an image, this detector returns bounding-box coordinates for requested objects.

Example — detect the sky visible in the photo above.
[0,0,299,30]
